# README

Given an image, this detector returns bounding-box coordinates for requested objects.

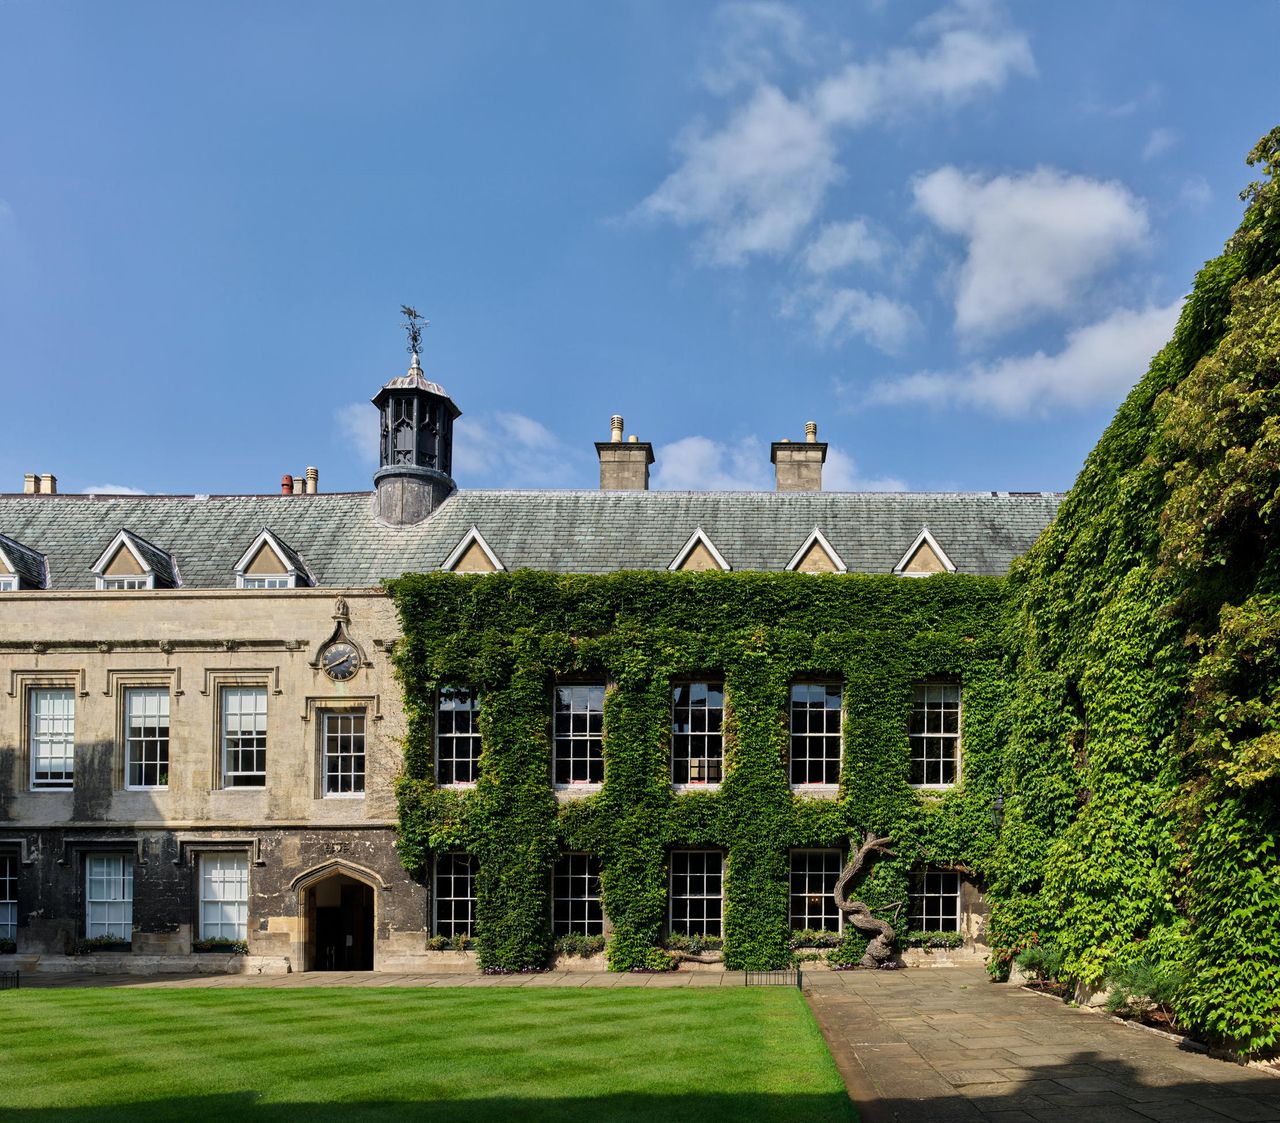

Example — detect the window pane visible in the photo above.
[323,711,366,794]
[200,854,249,940]
[909,870,961,932]
[0,854,16,942]
[671,681,724,784]
[435,853,477,937]
[125,689,170,789]
[85,854,133,940]
[553,684,605,784]
[223,687,267,787]
[30,688,75,789]
[788,683,842,785]
[789,850,842,932]
[909,683,961,786]
[669,851,722,937]
[553,854,604,936]
[437,687,482,784]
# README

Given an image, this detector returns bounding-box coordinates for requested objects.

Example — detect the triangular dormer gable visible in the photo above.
[669,528,731,572]
[785,527,847,574]
[441,526,505,573]
[893,527,957,577]
[0,533,48,590]
[91,529,180,590]
[233,528,312,588]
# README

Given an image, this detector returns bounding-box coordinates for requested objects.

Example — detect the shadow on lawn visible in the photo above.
[0,1092,858,1122]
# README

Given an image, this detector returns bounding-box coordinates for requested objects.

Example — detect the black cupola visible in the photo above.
[371,353,462,525]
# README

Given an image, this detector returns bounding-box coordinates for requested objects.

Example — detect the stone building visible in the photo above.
[0,354,1060,973]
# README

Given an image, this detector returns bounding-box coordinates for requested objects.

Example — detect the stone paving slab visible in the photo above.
[804,966,1280,1123]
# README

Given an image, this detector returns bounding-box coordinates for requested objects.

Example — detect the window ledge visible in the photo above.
[437,781,478,790]
[790,784,840,799]
[909,783,957,794]
[124,787,169,794]
[672,783,722,795]
[321,792,366,800]
[554,784,601,802]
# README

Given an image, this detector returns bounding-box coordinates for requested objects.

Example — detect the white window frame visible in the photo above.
[29,687,75,790]
[552,853,604,936]
[789,849,843,933]
[668,850,723,938]
[0,854,16,943]
[909,870,961,933]
[85,854,133,941]
[199,853,249,941]
[321,709,366,797]
[221,686,268,788]
[0,575,17,592]
[671,680,724,786]
[433,853,477,938]
[238,575,294,589]
[436,687,482,786]
[788,682,843,787]
[909,682,962,789]
[124,687,171,791]
[99,575,153,591]
[553,684,605,787]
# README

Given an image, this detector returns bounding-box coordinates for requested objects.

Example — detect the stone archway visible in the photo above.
[292,860,384,971]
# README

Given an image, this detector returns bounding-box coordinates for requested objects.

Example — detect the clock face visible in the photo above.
[321,641,360,681]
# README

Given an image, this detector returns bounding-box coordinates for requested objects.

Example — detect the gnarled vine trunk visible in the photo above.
[834,831,897,968]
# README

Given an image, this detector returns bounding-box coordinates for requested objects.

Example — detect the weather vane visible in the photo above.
[400,305,429,358]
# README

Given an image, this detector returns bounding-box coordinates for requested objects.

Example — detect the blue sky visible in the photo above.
[1,0,1276,496]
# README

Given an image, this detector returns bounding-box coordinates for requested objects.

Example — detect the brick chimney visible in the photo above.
[595,415,654,490]
[771,422,826,491]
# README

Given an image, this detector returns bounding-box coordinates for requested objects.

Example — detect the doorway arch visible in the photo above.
[292,860,383,971]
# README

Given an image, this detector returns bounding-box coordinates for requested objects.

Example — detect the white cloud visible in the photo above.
[654,435,773,490]
[640,85,841,264]
[803,218,887,274]
[1142,127,1177,162]
[1179,176,1212,209]
[701,2,811,96]
[653,433,906,490]
[866,299,1182,416]
[454,412,590,487]
[81,483,148,495]
[806,286,918,353]
[637,2,1034,265]
[914,166,1149,339]
[335,403,380,466]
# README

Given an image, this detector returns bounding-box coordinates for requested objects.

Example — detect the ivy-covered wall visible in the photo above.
[987,128,1280,1055]
[390,571,1010,973]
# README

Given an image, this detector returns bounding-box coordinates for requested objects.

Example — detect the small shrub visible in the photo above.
[0,939,15,954]
[1014,941,1064,982]
[191,938,248,955]
[1104,953,1187,1024]
[553,933,607,958]
[69,935,131,955]
[426,933,475,952]
[827,930,870,969]
[905,930,965,950]
[789,928,841,949]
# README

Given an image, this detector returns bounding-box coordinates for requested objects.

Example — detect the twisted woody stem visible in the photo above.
[834,830,899,968]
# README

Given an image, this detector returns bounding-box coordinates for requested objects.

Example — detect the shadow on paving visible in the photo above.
[853,1048,1280,1123]
[0,1092,857,1123]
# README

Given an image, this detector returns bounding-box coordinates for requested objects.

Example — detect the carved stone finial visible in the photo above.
[334,596,349,622]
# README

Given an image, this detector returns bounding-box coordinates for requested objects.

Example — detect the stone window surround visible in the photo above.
[299,695,382,800]
[107,669,181,793]
[10,669,86,792]
[318,707,367,799]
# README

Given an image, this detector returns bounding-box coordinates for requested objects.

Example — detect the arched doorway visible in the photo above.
[293,862,381,971]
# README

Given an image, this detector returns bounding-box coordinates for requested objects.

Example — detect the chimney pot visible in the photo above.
[628,434,638,443]
[281,474,294,495]
[610,414,624,443]
[292,474,304,495]
[306,466,319,494]
[805,421,818,443]
[23,473,37,494]
[39,473,56,494]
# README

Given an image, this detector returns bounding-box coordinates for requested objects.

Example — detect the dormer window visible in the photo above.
[233,529,311,590]
[91,530,177,591]
[0,533,48,590]
[0,575,16,592]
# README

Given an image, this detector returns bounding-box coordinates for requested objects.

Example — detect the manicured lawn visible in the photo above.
[0,986,856,1121]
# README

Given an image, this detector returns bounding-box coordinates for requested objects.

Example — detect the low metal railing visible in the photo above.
[744,966,801,988]
[0,971,19,991]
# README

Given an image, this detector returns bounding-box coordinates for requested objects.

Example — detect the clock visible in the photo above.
[321,641,360,681]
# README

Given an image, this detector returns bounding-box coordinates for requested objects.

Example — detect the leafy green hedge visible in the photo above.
[988,128,1280,1054]
[390,571,1006,973]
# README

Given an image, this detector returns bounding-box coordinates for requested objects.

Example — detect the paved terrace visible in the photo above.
[14,965,1280,1120]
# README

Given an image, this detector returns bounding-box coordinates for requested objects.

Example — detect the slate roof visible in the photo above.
[0,489,1062,589]
[0,532,48,589]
